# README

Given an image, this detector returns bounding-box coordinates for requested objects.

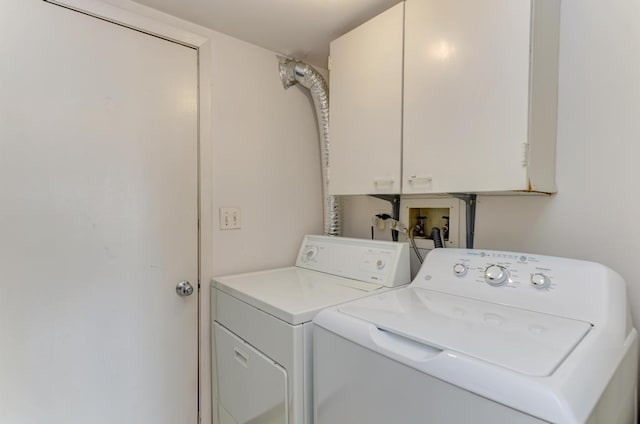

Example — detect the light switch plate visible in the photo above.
[219,207,241,230]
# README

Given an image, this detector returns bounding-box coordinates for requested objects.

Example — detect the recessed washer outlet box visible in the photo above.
[400,197,466,249]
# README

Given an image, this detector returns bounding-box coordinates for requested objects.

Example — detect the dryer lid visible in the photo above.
[337,287,592,376]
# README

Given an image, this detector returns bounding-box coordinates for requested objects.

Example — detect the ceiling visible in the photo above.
[133,0,402,68]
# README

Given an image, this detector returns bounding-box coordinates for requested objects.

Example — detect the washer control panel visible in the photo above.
[425,250,560,293]
[413,248,624,327]
[296,235,411,287]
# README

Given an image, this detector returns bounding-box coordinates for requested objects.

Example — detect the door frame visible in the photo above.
[41,1,214,422]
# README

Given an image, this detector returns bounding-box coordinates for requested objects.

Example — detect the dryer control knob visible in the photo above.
[302,246,318,262]
[531,273,551,290]
[485,265,508,286]
[453,263,467,277]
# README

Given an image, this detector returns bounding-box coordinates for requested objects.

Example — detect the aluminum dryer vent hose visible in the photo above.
[278,56,341,236]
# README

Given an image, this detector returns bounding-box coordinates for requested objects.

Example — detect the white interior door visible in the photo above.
[0,1,199,423]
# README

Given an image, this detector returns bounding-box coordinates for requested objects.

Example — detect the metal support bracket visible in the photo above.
[451,194,477,249]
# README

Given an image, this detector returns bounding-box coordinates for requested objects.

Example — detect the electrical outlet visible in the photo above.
[219,207,241,230]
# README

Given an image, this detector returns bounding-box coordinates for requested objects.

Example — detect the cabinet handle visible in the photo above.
[408,176,432,185]
[374,179,395,188]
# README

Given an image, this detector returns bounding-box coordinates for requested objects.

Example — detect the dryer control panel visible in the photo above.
[296,235,411,287]
[412,248,626,325]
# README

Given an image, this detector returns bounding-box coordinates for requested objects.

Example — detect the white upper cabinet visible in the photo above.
[328,2,404,195]
[403,0,560,194]
[328,0,560,195]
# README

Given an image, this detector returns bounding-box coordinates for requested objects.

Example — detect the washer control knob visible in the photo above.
[376,259,386,270]
[531,273,551,290]
[453,263,467,277]
[485,265,508,286]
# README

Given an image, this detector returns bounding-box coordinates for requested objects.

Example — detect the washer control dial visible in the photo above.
[531,273,551,290]
[484,265,508,286]
[453,263,467,277]
[376,259,386,270]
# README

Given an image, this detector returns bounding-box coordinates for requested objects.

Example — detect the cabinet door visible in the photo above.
[329,2,404,195]
[403,0,531,194]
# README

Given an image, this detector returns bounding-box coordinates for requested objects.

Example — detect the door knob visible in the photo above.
[176,281,194,297]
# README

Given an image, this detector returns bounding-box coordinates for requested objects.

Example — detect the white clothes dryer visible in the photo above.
[211,235,410,424]
[313,248,638,424]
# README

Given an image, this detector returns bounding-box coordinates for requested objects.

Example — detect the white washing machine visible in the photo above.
[313,248,638,424]
[211,235,410,424]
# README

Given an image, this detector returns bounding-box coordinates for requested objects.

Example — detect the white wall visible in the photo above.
[210,35,323,276]
[341,195,393,241]
[343,0,640,328]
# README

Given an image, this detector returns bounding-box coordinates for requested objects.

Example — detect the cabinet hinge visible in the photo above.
[328,56,333,71]
[522,142,530,167]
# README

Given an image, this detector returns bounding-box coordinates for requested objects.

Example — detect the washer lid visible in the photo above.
[337,287,592,376]
[214,267,384,325]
